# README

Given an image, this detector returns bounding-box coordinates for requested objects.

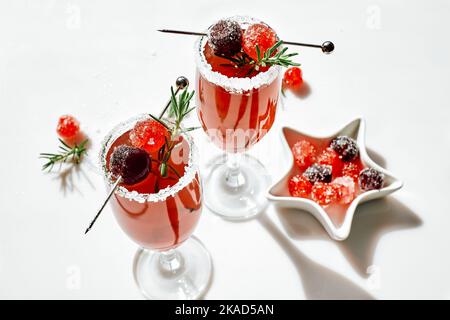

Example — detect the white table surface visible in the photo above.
[1,0,449,299]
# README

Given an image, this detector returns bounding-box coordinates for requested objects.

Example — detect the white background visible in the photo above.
[0,0,449,299]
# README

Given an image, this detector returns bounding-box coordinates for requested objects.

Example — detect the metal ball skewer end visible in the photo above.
[175,76,189,89]
[321,41,335,54]
[159,76,189,119]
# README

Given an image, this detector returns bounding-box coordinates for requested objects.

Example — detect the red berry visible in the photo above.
[109,145,151,185]
[57,115,80,139]
[283,67,303,89]
[242,23,278,61]
[332,177,356,204]
[311,182,340,206]
[359,168,384,191]
[341,161,363,183]
[129,120,168,153]
[317,147,343,177]
[291,140,317,170]
[289,175,312,198]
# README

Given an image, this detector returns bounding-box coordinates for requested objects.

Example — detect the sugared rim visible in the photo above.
[99,114,198,203]
[194,15,281,93]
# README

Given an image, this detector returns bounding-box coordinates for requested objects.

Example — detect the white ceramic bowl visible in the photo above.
[266,118,403,241]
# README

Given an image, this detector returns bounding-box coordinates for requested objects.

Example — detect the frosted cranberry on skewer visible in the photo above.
[84,145,151,234]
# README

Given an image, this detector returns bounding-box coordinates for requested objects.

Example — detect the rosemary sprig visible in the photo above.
[40,139,88,171]
[168,85,196,131]
[150,85,198,178]
[218,40,300,76]
[220,52,253,68]
[253,40,300,70]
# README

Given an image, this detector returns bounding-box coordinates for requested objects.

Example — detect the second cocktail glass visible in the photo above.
[195,16,281,219]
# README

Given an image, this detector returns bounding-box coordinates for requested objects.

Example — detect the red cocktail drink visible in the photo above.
[100,115,211,299]
[196,36,280,153]
[104,126,201,251]
[194,16,282,219]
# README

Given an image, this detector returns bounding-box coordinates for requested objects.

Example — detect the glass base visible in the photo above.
[204,153,271,220]
[133,236,212,300]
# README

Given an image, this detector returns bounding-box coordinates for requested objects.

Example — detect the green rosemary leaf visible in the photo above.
[182,126,201,132]
[169,86,178,118]
[166,163,181,178]
[256,45,262,62]
[184,106,196,117]
[156,85,197,182]
[40,139,89,172]
[220,55,242,64]
[79,139,89,148]
[149,113,170,130]
[59,138,71,149]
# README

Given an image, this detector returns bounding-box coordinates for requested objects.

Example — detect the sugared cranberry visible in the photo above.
[283,67,303,89]
[341,161,363,183]
[109,145,151,185]
[359,168,384,191]
[332,177,356,204]
[311,182,340,206]
[330,136,359,162]
[317,147,343,177]
[303,164,332,184]
[242,23,277,61]
[291,140,317,170]
[208,19,242,57]
[129,119,168,153]
[289,175,313,198]
[57,115,80,139]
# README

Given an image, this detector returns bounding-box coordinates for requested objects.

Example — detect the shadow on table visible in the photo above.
[50,161,96,196]
[258,213,374,299]
[292,81,312,99]
[275,197,422,278]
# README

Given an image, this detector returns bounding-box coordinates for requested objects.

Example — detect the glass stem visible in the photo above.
[225,152,246,189]
[159,249,183,275]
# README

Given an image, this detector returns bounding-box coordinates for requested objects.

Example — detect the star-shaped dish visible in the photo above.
[267,118,403,241]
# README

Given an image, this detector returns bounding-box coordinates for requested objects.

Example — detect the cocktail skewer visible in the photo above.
[85,178,122,234]
[159,76,189,118]
[157,29,334,54]
[84,76,189,234]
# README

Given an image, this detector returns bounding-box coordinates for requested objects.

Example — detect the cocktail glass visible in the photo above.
[100,115,212,299]
[195,16,281,219]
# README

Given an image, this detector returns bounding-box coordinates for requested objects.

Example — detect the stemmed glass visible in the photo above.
[99,115,212,299]
[195,16,281,220]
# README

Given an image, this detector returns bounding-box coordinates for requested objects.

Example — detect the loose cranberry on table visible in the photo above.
[283,67,303,90]
[57,115,80,139]
[242,23,278,61]
[129,119,169,153]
